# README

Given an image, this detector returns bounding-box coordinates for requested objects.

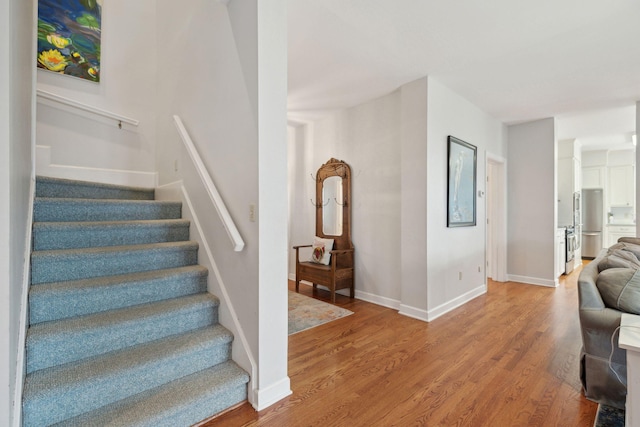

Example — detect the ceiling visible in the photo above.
[287,0,640,144]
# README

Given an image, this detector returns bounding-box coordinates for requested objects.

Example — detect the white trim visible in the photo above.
[398,304,428,322]
[252,376,292,411]
[486,153,507,282]
[36,89,139,128]
[426,284,487,321]
[355,289,401,310]
[36,145,157,188]
[296,281,402,311]
[13,176,35,427]
[160,182,257,406]
[507,274,558,288]
[173,115,244,252]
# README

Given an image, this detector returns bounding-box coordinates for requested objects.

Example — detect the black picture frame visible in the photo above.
[447,136,477,227]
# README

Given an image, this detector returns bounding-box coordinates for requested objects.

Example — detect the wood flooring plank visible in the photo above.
[203,265,599,426]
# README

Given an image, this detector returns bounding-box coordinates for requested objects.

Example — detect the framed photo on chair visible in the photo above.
[447,136,476,227]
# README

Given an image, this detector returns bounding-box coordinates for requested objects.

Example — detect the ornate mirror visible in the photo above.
[316,158,351,244]
[293,158,354,303]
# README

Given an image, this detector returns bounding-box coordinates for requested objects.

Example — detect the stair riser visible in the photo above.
[34,199,182,222]
[36,180,155,200]
[29,269,208,324]
[27,303,219,373]
[23,338,232,427]
[31,245,198,284]
[33,223,190,250]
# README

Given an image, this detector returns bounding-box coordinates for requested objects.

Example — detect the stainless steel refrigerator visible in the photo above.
[582,189,603,259]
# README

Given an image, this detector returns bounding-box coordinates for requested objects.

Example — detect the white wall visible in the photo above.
[399,77,428,317]
[637,100,640,236]
[425,77,506,319]
[287,124,314,276]
[2,0,35,425]
[288,76,507,320]
[290,89,403,305]
[155,0,289,409]
[36,0,157,184]
[507,118,557,286]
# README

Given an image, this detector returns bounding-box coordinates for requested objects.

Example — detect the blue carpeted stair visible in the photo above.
[23,176,249,427]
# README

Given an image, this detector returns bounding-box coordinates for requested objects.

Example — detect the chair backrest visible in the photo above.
[315,158,353,252]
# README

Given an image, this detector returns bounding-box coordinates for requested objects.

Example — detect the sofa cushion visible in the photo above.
[609,242,640,261]
[618,237,640,246]
[598,248,640,272]
[596,267,640,314]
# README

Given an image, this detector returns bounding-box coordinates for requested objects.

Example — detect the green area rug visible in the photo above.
[594,404,624,427]
[288,291,353,335]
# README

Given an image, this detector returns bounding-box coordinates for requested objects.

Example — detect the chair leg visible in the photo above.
[295,279,300,293]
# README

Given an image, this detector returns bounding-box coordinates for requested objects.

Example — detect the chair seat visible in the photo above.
[298,261,330,271]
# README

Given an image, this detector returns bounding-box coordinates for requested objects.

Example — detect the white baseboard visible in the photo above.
[398,304,428,322]
[12,176,36,427]
[251,376,292,411]
[355,289,401,310]
[426,284,487,322]
[36,145,157,188]
[154,180,183,201]
[507,274,558,288]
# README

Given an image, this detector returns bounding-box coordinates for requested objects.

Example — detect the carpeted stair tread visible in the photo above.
[31,241,199,284]
[25,177,249,425]
[34,197,182,222]
[27,293,220,373]
[29,265,209,324]
[36,176,155,200]
[23,325,234,427]
[33,219,191,250]
[55,361,249,427]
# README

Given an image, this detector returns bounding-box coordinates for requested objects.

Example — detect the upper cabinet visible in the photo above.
[582,166,605,189]
[557,140,581,226]
[608,165,635,207]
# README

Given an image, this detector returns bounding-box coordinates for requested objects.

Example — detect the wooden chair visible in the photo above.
[293,158,354,303]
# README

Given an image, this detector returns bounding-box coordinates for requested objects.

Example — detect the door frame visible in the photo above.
[486,153,507,282]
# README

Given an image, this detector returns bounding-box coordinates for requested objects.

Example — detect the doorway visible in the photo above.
[486,154,507,282]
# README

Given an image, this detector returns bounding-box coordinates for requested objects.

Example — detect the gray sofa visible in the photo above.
[577,238,640,409]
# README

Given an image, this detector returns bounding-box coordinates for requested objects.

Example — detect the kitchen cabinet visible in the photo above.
[558,157,580,226]
[608,165,635,207]
[582,166,604,189]
[607,224,636,247]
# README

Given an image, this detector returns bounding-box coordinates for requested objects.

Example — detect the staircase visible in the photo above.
[23,176,249,427]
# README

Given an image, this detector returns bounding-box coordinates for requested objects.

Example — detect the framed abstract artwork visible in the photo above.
[37,0,102,82]
[447,136,477,227]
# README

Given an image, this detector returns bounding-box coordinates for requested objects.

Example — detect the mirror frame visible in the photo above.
[315,158,352,246]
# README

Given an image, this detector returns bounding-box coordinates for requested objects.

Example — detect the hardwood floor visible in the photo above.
[204,263,598,426]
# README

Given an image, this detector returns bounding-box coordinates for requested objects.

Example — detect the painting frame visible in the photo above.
[37,0,102,83]
[447,136,477,227]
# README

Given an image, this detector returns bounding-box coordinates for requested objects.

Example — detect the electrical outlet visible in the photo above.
[478,266,481,272]
[249,204,256,222]
[459,272,462,280]
[174,160,178,172]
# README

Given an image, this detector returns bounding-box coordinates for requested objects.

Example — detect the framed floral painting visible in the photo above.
[37,0,102,82]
